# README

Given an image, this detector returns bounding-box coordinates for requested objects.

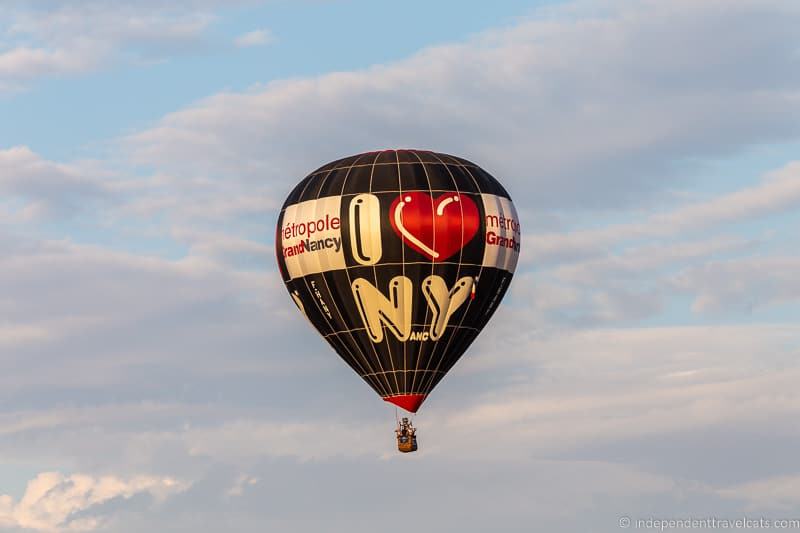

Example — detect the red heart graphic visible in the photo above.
[389,192,480,262]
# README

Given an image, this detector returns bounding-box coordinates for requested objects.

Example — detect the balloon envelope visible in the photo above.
[276,150,520,412]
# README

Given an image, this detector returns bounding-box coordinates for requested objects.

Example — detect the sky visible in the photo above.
[2,0,800,531]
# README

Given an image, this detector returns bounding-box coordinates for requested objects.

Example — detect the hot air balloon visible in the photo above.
[275,150,520,452]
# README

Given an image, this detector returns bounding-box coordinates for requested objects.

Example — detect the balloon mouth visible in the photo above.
[384,394,427,413]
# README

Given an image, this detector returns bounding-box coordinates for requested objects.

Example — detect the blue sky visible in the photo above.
[1,0,549,160]
[3,0,800,531]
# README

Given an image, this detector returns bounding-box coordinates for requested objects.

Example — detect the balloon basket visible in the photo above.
[397,434,418,453]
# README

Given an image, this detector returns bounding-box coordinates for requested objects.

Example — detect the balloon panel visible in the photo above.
[276,150,520,412]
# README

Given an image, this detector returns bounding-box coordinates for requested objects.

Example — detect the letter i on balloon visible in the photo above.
[349,193,382,266]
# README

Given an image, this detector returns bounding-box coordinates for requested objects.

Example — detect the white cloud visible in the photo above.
[718,474,800,511]
[0,323,50,347]
[234,29,272,48]
[0,45,100,80]
[226,474,259,497]
[0,146,114,219]
[0,145,278,270]
[550,235,759,285]
[440,323,800,468]
[170,227,274,265]
[0,2,242,87]
[524,160,800,267]
[0,472,188,532]
[673,256,800,314]
[645,160,800,235]
[185,420,386,462]
[0,233,301,408]
[125,0,800,210]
